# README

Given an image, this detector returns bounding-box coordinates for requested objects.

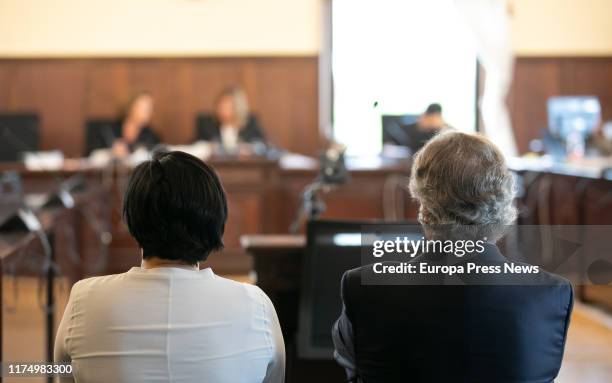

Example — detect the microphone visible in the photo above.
[319,142,349,185]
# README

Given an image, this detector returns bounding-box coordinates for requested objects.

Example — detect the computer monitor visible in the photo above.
[297,219,422,359]
[381,114,419,145]
[547,96,601,140]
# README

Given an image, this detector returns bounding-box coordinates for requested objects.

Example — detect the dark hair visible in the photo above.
[424,103,442,115]
[123,151,228,265]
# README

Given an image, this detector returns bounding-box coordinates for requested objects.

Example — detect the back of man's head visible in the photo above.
[424,103,442,115]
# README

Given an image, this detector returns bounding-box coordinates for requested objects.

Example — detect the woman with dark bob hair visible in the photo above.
[55,151,285,383]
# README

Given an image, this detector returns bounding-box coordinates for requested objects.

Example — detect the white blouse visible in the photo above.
[55,267,285,383]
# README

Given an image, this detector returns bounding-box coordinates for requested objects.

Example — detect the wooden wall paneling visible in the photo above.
[3,56,610,158]
[510,58,562,153]
[0,63,10,106]
[287,59,320,155]
[168,61,197,144]
[128,60,173,144]
[277,168,418,233]
[562,58,612,122]
[253,59,293,150]
[510,57,612,154]
[30,61,87,156]
[85,60,129,118]
[0,57,319,157]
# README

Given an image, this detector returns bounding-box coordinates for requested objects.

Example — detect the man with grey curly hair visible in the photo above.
[332,131,573,383]
[409,131,517,241]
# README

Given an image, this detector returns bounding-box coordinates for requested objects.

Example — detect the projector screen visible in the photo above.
[332,0,478,155]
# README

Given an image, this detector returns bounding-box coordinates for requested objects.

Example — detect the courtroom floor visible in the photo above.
[3,277,612,383]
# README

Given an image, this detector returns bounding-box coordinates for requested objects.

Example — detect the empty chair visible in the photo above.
[0,113,40,162]
[84,118,118,156]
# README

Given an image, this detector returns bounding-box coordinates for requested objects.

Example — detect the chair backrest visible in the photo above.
[194,113,216,142]
[0,171,23,229]
[0,113,40,162]
[297,219,420,359]
[84,119,117,156]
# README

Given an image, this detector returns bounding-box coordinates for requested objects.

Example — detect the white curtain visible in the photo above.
[454,0,518,157]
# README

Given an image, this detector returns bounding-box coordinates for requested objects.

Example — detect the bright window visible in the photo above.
[332,0,478,155]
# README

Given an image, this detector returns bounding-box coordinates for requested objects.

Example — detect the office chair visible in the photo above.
[84,118,118,156]
[0,113,40,162]
[296,219,420,360]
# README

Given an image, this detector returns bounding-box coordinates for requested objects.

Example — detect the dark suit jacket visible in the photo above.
[195,114,266,144]
[333,244,573,383]
[85,119,160,156]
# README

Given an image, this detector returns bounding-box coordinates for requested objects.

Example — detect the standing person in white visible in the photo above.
[55,151,285,383]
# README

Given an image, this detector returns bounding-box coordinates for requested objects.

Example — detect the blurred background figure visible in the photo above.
[589,121,612,156]
[384,103,451,155]
[86,92,160,158]
[416,103,449,132]
[196,85,267,153]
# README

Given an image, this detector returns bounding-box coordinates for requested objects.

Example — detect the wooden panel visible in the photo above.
[509,58,562,153]
[277,169,418,234]
[509,57,612,154]
[0,57,319,157]
[225,192,264,248]
[563,58,612,122]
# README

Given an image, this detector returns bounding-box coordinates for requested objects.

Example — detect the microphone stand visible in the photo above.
[289,181,331,234]
[289,145,349,233]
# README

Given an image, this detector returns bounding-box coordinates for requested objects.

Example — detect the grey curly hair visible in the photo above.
[408,131,517,241]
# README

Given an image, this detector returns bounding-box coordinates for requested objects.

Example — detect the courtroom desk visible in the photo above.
[508,156,612,310]
[0,187,108,375]
[200,157,281,271]
[241,235,304,337]
[0,162,111,281]
[1,154,420,276]
[0,158,280,275]
[111,154,418,275]
[0,159,110,190]
[0,157,287,275]
[276,154,418,234]
[241,234,346,383]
